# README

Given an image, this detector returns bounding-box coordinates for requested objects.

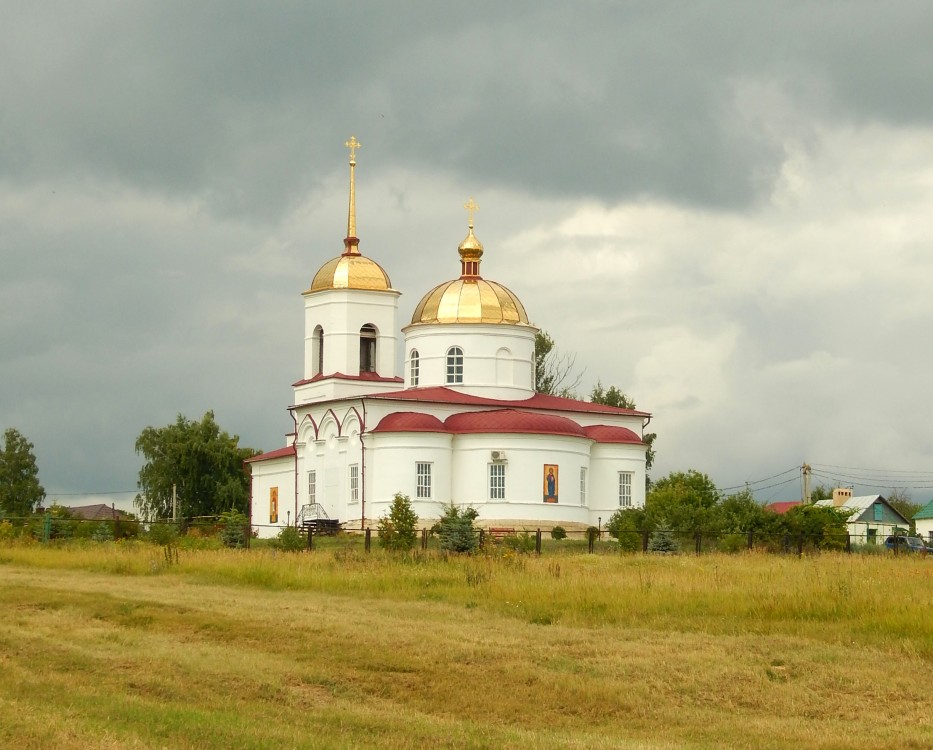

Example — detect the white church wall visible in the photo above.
[403,323,536,398]
[249,456,295,539]
[365,432,453,522]
[449,433,591,522]
[588,444,647,526]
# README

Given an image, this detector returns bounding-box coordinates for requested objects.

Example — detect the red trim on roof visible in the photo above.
[293,372,404,387]
[368,386,650,417]
[245,445,296,463]
[445,409,587,437]
[582,425,644,444]
[373,412,447,433]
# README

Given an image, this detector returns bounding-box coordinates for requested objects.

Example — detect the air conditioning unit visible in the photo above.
[491,450,507,462]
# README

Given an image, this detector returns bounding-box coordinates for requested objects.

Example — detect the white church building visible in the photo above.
[247,139,651,536]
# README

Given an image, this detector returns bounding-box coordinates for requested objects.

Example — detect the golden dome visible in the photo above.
[410,198,530,325]
[306,251,394,293]
[304,136,396,295]
[411,277,529,325]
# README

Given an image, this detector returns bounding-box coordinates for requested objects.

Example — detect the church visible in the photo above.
[247,138,651,536]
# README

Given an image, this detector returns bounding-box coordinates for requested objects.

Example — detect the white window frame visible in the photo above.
[416,462,432,499]
[580,467,587,506]
[410,349,420,387]
[349,464,359,504]
[618,471,632,507]
[307,470,316,505]
[489,463,506,500]
[446,346,464,385]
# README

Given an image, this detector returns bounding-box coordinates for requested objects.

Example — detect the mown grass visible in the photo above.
[1,540,930,749]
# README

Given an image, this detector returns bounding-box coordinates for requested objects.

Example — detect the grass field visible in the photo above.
[1,541,930,749]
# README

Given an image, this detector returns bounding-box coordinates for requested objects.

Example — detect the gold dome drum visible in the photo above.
[306,253,393,293]
[411,278,529,325]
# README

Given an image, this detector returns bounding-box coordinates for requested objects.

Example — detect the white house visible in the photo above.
[246,141,651,537]
[815,489,910,544]
[913,499,933,545]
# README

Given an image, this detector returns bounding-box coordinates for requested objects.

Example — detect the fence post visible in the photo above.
[797,534,804,557]
[642,529,649,553]
[478,528,485,549]
[845,533,851,554]
[421,528,428,550]
[588,527,595,554]
[535,528,542,556]
[695,531,702,556]
[364,527,371,553]
[307,525,314,551]
[43,511,51,543]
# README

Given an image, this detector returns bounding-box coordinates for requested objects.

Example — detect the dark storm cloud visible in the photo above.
[3,2,933,217]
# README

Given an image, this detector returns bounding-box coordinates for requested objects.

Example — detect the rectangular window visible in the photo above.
[873,502,883,521]
[269,487,279,523]
[349,464,359,504]
[307,471,316,505]
[618,472,632,507]
[580,467,587,506]
[489,463,506,500]
[416,462,432,499]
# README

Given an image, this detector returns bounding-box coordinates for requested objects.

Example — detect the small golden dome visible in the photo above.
[410,277,530,325]
[306,250,394,293]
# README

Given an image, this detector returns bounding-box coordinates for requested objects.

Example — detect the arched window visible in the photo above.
[313,325,324,375]
[446,346,463,384]
[360,324,377,373]
[409,349,420,387]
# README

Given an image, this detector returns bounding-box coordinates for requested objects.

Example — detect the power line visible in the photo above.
[719,466,799,492]
[810,462,933,477]
[50,489,138,496]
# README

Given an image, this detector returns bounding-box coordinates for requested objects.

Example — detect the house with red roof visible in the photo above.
[247,144,651,536]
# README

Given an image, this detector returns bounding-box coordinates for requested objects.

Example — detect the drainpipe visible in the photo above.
[360,399,367,530]
[290,407,299,526]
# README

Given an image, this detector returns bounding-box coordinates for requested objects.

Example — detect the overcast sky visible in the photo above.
[4,1,933,511]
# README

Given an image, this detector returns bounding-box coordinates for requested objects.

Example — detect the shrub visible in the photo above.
[435,504,479,553]
[378,493,419,551]
[550,525,566,540]
[606,508,644,552]
[503,531,535,554]
[274,525,305,552]
[648,528,680,553]
[147,522,179,547]
[218,509,249,548]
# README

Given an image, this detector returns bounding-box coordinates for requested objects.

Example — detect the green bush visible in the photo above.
[648,528,680,553]
[503,531,535,554]
[378,493,419,551]
[606,508,644,552]
[550,525,566,540]
[274,525,305,552]
[147,522,179,546]
[218,509,249,549]
[435,504,479,553]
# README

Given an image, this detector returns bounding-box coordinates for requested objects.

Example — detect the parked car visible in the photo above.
[884,536,930,554]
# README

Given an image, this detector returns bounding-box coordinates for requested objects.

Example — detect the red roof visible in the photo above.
[446,409,586,437]
[765,501,802,515]
[582,425,643,444]
[293,372,404,387]
[245,445,296,463]
[373,412,447,432]
[368,386,650,417]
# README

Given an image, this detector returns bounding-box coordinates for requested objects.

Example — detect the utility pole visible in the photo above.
[801,463,811,504]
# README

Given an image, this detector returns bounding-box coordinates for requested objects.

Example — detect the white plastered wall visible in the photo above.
[402,323,537,399]
[249,456,295,539]
[588,443,647,526]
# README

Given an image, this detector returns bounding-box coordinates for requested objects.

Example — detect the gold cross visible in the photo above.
[464,197,479,228]
[345,135,361,163]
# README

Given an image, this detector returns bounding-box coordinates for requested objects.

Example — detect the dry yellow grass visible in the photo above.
[0,543,930,749]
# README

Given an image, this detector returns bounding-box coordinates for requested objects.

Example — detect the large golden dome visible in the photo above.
[410,199,530,326]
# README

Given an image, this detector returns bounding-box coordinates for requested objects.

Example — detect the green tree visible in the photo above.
[719,488,770,532]
[134,412,259,521]
[378,493,419,551]
[886,488,921,527]
[605,507,647,551]
[783,503,850,550]
[435,503,479,553]
[589,381,657,471]
[0,428,46,518]
[646,470,721,533]
[534,331,581,397]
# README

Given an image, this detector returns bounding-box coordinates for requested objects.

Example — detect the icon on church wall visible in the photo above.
[543,465,558,503]
[270,487,279,523]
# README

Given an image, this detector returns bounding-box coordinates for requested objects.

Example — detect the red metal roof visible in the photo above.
[445,409,587,437]
[373,412,447,433]
[582,425,644,444]
[244,445,296,463]
[368,386,650,417]
[765,501,802,515]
